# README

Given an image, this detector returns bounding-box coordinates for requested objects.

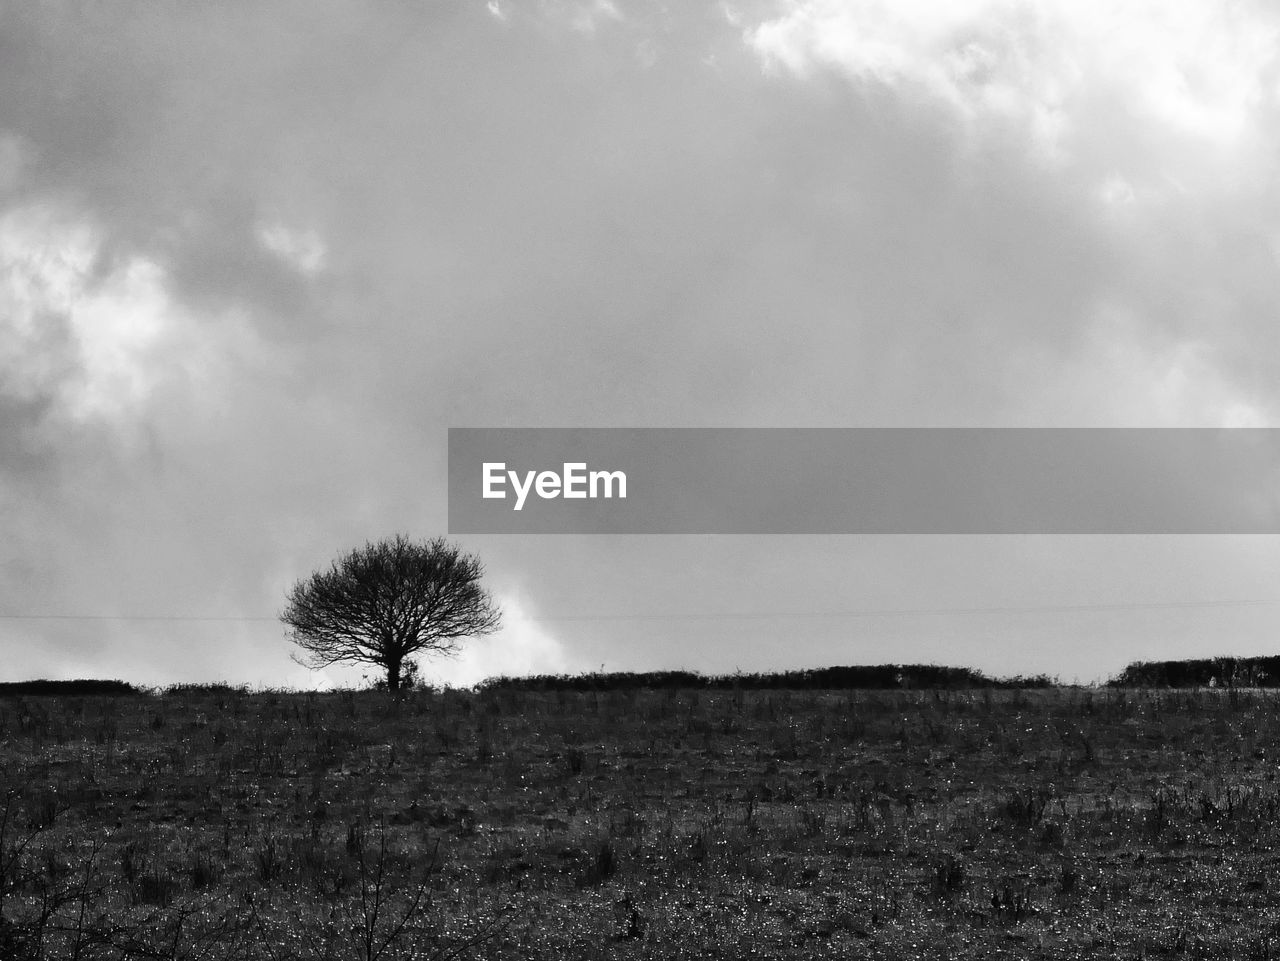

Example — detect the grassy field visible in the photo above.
[3,684,1280,959]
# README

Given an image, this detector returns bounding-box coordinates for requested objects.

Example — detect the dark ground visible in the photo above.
[3,685,1279,959]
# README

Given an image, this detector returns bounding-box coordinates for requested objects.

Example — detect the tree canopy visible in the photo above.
[282,535,502,691]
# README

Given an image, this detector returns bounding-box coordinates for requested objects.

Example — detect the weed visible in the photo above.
[564,746,587,776]
[579,837,617,887]
[1001,788,1050,827]
[189,849,223,890]
[255,836,284,885]
[990,882,1033,924]
[931,854,966,899]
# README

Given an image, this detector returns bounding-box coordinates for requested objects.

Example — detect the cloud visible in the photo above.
[0,2,1278,688]
[0,205,233,428]
[747,0,1280,167]
[739,0,1280,431]
[256,222,326,276]
[423,595,573,688]
[561,0,624,34]
[1018,302,1273,427]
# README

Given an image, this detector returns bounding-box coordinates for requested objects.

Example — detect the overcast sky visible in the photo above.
[3,0,1280,688]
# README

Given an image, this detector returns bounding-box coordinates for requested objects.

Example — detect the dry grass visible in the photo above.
[3,685,1280,958]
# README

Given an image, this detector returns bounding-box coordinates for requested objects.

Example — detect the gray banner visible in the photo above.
[447,428,1280,534]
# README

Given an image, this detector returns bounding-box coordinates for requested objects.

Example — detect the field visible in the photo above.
[4,684,1280,959]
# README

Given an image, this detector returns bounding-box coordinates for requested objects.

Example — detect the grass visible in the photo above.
[2,684,1280,958]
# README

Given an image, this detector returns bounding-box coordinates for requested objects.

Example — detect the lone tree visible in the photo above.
[283,535,502,691]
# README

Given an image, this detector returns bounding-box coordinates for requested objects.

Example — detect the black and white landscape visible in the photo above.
[3,2,1280,958]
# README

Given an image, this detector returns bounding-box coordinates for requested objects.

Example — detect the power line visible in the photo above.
[530,599,1280,621]
[0,614,280,622]
[2,598,1279,623]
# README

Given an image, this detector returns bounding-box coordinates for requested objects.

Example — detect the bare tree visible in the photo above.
[282,535,502,691]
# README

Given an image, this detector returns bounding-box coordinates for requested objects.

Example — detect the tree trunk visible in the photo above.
[386,658,402,692]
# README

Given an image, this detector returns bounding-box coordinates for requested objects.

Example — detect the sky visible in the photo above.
[3,0,1280,688]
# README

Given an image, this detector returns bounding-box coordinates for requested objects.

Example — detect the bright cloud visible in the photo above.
[427,595,572,688]
[256,221,326,276]
[559,0,624,34]
[747,0,1280,164]
[0,208,162,423]
[0,207,257,429]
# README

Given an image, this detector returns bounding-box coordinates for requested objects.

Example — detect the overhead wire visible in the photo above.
[1,598,1278,623]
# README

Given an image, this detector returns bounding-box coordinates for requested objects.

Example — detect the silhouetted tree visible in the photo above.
[282,535,502,691]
